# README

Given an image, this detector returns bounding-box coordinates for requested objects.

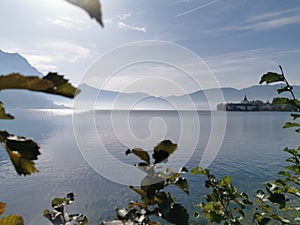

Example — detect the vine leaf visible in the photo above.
[0,215,24,225]
[153,140,177,164]
[0,102,14,120]
[0,202,6,216]
[64,0,103,26]
[259,72,284,84]
[0,131,40,176]
[0,73,80,98]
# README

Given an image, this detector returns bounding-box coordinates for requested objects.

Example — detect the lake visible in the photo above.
[0,109,298,224]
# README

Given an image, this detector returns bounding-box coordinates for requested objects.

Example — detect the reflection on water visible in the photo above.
[0,110,298,224]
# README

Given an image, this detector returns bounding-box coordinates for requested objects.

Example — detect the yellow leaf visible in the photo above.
[0,131,40,176]
[0,102,14,120]
[0,215,24,225]
[0,202,6,216]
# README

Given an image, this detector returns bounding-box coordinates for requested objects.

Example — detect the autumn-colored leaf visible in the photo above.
[153,140,177,164]
[0,131,40,176]
[0,202,6,216]
[43,72,80,98]
[0,215,24,225]
[0,102,14,120]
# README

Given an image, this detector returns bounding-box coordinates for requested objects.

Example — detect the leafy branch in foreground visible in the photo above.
[0,72,80,176]
[102,140,189,225]
[44,193,88,225]
[192,167,252,225]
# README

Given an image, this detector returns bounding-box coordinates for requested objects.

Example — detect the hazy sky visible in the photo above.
[0,0,299,96]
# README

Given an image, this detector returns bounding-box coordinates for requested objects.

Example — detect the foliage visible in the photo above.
[194,65,300,225]
[102,140,189,225]
[192,167,252,224]
[44,193,88,225]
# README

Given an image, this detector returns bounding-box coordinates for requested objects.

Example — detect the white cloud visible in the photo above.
[2,41,93,74]
[104,12,147,33]
[48,16,90,31]
[209,8,300,33]
[118,22,146,33]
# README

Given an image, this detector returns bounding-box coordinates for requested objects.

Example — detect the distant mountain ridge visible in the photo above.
[1,49,299,110]
[0,49,67,109]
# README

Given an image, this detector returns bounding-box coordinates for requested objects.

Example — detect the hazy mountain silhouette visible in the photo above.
[1,49,299,110]
[0,49,67,109]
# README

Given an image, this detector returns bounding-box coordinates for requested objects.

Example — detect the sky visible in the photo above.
[0,0,300,96]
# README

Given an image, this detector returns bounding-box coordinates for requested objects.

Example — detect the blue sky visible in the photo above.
[0,0,299,96]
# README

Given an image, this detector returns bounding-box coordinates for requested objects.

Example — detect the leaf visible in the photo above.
[42,72,80,98]
[0,102,14,120]
[191,166,210,175]
[0,215,24,225]
[153,140,177,164]
[161,203,189,225]
[0,131,40,176]
[127,148,150,165]
[277,85,293,94]
[291,114,300,120]
[223,176,232,185]
[0,73,80,98]
[0,202,6,216]
[52,193,74,212]
[259,72,284,84]
[283,122,300,129]
[67,214,88,225]
[0,73,53,91]
[173,178,189,194]
[43,209,65,225]
[64,0,103,26]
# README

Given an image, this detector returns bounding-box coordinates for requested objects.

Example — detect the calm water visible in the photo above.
[0,109,298,224]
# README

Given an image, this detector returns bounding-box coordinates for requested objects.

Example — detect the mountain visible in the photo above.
[0,49,68,109]
[2,49,298,110]
[0,49,42,76]
[74,83,300,110]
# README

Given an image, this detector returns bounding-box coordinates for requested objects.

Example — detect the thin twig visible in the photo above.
[279,65,296,101]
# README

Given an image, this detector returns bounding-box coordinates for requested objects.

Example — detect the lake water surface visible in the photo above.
[0,110,298,224]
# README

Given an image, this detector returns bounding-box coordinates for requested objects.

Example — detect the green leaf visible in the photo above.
[259,72,284,84]
[0,202,6,216]
[68,214,88,225]
[173,178,189,194]
[161,203,189,225]
[191,166,210,175]
[223,176,232,185]
[283,122,300,129]
[51,193,74,212]
[153,140,177,164]
[126,148,150,165]
[64,0,103,26]
[277,85,293,94]
[0,131,40,176]
[42,72,80,98]
[43,209,64,225]
[0,215,24,225]
[291,114,300,120]
[234,207,245,217]
[0,102,14,119]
